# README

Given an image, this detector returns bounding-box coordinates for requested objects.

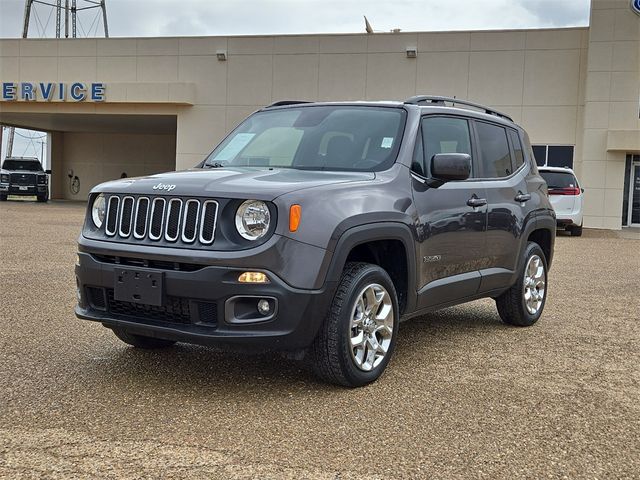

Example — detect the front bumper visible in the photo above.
[75,251,335,350]
[0,184,47,195]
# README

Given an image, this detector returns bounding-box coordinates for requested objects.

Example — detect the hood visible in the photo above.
[92,167,375,200]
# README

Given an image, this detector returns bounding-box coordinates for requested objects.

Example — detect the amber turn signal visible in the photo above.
[238,271,269,283]
[289,204,301,232]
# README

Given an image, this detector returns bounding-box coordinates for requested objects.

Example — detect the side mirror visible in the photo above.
[431,153,471,182]
[45,169,52,174]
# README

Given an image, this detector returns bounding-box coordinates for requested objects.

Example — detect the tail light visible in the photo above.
[548,187,580,195]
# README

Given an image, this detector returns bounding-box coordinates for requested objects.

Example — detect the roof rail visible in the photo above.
[404,95,513,122]
[266,100,312,108]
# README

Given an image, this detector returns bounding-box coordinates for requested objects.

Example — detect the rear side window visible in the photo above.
[508,129,525,170]
[476,121,512,178]
[539,171,578,189]
[419,116,472,177]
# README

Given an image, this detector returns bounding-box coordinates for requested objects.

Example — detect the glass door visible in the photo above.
[630,162,640,227]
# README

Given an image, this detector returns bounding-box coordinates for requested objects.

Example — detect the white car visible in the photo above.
[539,166,584,236]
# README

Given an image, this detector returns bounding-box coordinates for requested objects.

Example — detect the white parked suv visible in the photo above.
[539,167,584,236]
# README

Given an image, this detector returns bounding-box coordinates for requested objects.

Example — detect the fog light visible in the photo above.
[238,271,269,283]
[257,299,271,316]
[75,254,80,267]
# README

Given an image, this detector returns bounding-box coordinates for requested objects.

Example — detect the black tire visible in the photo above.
[37,194,48,203]
[0,195,7,201]
[495,242,548,327]
[311,262,399,387]
[570,224,583,236]
[111,327,176,349]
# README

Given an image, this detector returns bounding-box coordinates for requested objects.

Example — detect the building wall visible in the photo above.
[0,27,589,184]
[579,0,640,229]
[59,132,176,199]
[169,28,589,170]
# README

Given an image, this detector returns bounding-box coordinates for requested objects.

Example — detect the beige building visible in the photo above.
[0,0,638,229]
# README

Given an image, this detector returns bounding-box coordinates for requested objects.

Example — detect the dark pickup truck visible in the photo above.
[0,156,50,202]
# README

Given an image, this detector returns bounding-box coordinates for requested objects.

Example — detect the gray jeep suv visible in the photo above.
[75,96,556,387]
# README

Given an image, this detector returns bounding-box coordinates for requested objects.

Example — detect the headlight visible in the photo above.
[235,200,271,240]
[91,194,106,228]
[0,174,9,183]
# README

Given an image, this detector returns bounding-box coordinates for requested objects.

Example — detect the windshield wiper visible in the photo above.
[203,162,225,169]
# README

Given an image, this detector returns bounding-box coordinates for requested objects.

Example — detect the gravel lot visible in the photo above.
[1,200,639,479]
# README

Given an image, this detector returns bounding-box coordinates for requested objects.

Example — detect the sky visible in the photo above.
[0,0,591,163]
[1,0,591,39]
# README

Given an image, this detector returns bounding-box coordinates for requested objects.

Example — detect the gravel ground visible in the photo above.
[0,200,639,479]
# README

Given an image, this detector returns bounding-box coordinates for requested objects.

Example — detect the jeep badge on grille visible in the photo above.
[152,183,176,192]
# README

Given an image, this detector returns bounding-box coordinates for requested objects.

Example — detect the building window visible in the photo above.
[532,145,574,169]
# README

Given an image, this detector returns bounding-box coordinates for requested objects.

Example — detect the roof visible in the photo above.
[264,97,518,126]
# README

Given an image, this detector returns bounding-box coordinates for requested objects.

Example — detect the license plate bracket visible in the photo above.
[114,268,164,306]
[19,186,28,191]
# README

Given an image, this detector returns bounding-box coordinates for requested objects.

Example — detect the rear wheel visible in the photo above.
[111,327,176,349]
[496,242,548,327]
[311,262,399,387]
[570,224,583,236]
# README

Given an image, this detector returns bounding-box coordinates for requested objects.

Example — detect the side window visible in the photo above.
[476,121,512,178]
[420,117,472,177]
[508,129,525,170]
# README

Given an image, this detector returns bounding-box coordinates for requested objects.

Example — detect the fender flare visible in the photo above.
[534,211,556,268]
[323,222,418,312]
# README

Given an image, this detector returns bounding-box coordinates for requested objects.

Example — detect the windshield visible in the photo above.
[540,171,578,189]
[2,159,42,171]
[204,106,406,171]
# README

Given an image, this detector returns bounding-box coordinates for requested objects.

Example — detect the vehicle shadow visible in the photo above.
[90,300,509,394]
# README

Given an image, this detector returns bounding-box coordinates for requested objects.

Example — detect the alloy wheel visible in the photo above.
[349,283,394,372]
[523,254,546,315]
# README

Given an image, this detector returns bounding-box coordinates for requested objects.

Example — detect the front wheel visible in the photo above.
[311,262,399,387]
[37,194,48,203]
[0,194,7,201]
[495,242,548,327]
[111,327,176,349]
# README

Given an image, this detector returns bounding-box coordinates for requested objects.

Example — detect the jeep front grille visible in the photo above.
[104,195,218,246]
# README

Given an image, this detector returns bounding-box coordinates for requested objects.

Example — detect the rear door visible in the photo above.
[474,122,534,292]
[411,115,488,309]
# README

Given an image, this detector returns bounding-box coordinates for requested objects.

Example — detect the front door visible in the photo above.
[629,162,640,227]
[411,115,487,309]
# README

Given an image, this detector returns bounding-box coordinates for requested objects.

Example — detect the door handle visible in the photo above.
[515,192,531,202]
[467,196,487,208]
